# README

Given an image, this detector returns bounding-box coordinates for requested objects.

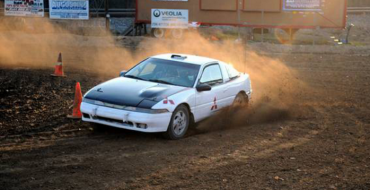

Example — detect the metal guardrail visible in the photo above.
[0,8,136,17]
[1,7,368,16]
[89,8,136,17]
[348,7,370,13]
[348,7,370,10]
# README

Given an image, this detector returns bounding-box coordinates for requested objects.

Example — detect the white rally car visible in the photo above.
[81,54,252,139]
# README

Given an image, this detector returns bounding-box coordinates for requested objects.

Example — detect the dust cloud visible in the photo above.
[0,18,307,129]
[0,18,133,74]
[194,50,305,132]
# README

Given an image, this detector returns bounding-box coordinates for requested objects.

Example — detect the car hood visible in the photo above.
[84,77,187,108]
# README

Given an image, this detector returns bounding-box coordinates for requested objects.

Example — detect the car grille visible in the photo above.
[93,116,134,127]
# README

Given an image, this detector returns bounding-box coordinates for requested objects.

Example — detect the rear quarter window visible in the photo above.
[200,64,223,85]
[226,64,240,79]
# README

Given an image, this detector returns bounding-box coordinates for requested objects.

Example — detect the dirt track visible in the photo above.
[1,52,370,190]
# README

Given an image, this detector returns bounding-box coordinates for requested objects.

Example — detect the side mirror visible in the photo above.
[196,84,212,92]
[119,70,127,77]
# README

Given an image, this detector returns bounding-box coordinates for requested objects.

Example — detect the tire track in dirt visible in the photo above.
[118,105,327,190]
[123,102,346,190]
[0,129,93,151]
[2,54,370,190]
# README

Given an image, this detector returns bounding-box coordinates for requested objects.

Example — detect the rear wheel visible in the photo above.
[164,105,190,140]
[233,93,249,107]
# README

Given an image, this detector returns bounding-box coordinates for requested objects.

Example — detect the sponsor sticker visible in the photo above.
[283,0,323,11]
[49,0,89,20]
[151,9,189,29]
[5,0,44,17]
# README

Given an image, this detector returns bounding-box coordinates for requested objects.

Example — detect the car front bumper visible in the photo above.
[80,102,172,133]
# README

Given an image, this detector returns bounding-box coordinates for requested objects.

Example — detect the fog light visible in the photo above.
[82,113,90,118]
[137,123,147,129]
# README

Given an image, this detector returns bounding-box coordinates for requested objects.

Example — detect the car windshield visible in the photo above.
[125,58,201,87]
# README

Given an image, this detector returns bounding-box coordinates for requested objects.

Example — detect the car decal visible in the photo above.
[163,96,175,105]
[161,88,192,105]
[211,97,218,110]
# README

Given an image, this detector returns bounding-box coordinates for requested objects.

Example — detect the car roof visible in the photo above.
[151,54,220,65]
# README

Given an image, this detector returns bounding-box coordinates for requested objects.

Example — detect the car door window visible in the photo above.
[200,64,223,86]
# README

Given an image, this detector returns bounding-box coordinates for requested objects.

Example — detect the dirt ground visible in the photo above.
[1,46,370,190]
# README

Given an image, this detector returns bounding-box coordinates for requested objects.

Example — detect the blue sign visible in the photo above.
[49,0,89,20]
[283,0,323,11]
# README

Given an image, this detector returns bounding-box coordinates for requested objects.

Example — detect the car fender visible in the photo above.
[151,88,196,113]
[241,73,252,98]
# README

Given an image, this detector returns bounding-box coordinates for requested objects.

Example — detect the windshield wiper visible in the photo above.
[149,79,174,85]
[125,75,145,80]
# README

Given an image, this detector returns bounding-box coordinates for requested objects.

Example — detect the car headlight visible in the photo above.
[83,98,169,114]
[145,109,169,114]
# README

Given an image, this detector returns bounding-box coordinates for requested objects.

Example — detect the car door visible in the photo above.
[223,63,242,105]
[194,63,228,121]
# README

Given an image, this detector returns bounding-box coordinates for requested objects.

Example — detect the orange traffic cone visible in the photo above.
[51,53,66,77]
[67,82,83,119]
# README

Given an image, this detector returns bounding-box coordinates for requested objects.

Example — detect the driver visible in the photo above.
[164,67,179,78]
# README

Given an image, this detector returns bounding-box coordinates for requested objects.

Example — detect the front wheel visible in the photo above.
[164,105,190,140]
[90,122,107,132]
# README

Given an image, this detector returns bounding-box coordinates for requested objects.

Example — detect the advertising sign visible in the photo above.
[283,0,323,11]
[151,9,189,29]
[5,0,44,17]
[49,0,89,20]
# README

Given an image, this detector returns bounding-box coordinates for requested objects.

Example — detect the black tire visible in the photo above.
[163,105,190,140]
[90,123,107,132]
